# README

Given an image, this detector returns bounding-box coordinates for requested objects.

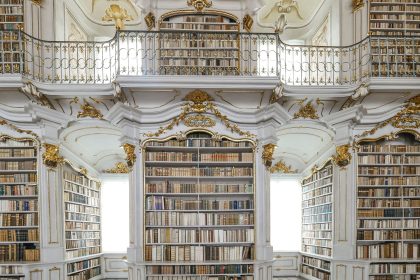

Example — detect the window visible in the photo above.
[270,178,302,251]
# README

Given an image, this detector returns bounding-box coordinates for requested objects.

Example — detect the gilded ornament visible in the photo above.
[42,143,64,168]
[145,12,156,31]
[184,115,216,128]
[104,162,130,174]
[264,0,303,20]
[332,144,352,167]
[102,4,134,30]
[187,0,212,12]
[352,0,364,12]
[294,101,319,120]
[20,82,54,109]
[183,90,214,113]
[269,160,295,173]
[123,143,136,168]
[77,100,104,119]
[0,119,40,144]
[79,167,88,176]
[262,143,277,168]
[31,0,42,5]
[243,14,253,32]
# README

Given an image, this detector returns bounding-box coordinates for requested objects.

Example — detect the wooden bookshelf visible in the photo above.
[63,163,102,280]
[143,131,255,280]
[0,0,23,74]
[0,135,40,265]
[159,12,240,76]
[301,161,333,280]
[356,132,420,280]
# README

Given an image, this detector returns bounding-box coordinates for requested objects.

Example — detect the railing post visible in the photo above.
[116,30,121,77]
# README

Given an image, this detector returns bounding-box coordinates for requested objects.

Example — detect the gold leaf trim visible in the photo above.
[42,143,64,168]
[184,115,215,127]
[269,160,295,174]
[352,0,364,12]
[187,0,212,12]
[353,129,420,151]
[123,143,136,168]
[145,12,156,30]
[262,143,277,168]
[293,101,319,120]
[104,162,130,174]
[102,4,134,30]
[332,144,352,167]
[243,14,253,32]
[0,119,41,144]
[77,99,104,119]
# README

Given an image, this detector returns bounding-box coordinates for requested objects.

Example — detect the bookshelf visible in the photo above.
[159,11,240,75]
[301,161,333,280]
[369,0,420,77]
[0,135,40,266]
[63,163,102,280]
[356,132,420,280]
[0,0,23,74]
[143,131,255,280]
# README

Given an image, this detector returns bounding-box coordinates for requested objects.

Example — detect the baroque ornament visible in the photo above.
[243,14,253,32]
[102,4,133,30]
[20,82,54,109]
[294,101,319,120]
[77,99,104,120]
[187,0,212,12]
[332,144,352,167]
[352,0,365,12]
[0,119,40,144]
[269,160,295,174]
[144,12,156,30]
[262,143,277,168]
[264,0,303,20]
[31,0,42,5]
[356,95,420,139]
[123,143,136,168]
[104,162,130,174]
[144,90,255,139]
[42,144,64,168]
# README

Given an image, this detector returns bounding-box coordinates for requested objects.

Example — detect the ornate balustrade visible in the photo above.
[0,30,418,86]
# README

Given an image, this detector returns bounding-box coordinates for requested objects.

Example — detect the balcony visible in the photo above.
[0,30,419,90]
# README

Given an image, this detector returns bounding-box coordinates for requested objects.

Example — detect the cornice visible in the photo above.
[322,105,366,126]
[25,103,72,127]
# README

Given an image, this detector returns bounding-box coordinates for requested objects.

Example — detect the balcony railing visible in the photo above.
[0,30,418,86]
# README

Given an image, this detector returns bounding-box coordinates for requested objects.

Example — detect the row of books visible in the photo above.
[302,195,332,208]
[357,208,420,218]
[146,152,253,163]
[145,197,254,211]
[160,59,238,68]
[302,223,331,231]
[65,213,100,223]
[302,185,332,201]
[66,239,101,249]
[301,265,330,280]
[144,245,254,261]
[371,23,405,29]
[159,67,239,76]
[302,231,332,239]
[145,228,255,243]
[65,222,100,231]
[372,57,418,64]
[146,264,253,275]
[301,245,332,257]
[358,198,420,208]
[160,50,238,58]
[65,203,100,215]
[0,200,37,211]
[0,149,35,158]
[357,229,420,240]
[0,6,22,14]
[67,257,100,274]
[66,246,101,259]
[146,183,253,194]
[64,171,100,189]
[358,218,419,229]
[68,266,101,280]
[302,164,333,185]
[64,192,100,206]
[0,185,37,196]
[302,256,331,271]
[358,188,419,198]
[302,238,332,248]
[160,40,237,49]
[369,263,420,274]
[0,140,33,147]
[146,212,254,226]
[0,265,23,274]
[160,23,238,31]
[0,173,37,183]
[66,231,101,240]
[145,139,252,148]
[359,145,420,153]
[0,0,22,4]
[357,243,420,259]
[358,166,419,175]
[0,245,39,261]
[147,277,253,280]
[0,213,38,226]
[65,181,100,197]
[358,176,419,186]
[0,229,38,241]
[302,177,333,193]
[302,204,332,217]
[146,167,253,177]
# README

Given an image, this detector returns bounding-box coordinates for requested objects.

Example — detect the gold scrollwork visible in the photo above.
[145,12,156,30]
[104,162,130,174]
[356,95,419,139]
[293,101,319,120]
[332,144,352,167]
[262,143,277,168]
[187,0,212,12]
[102,4,134,30]
[269,160,295,174]
[352,0,365,12]
[77,99,104,120]
[42,143,64,168]
[123,143,136,168]
[0,119,41,144]
[31,0,42,5]
[243,14,253,32]
[184,115,216,128]
[79,167,88,176]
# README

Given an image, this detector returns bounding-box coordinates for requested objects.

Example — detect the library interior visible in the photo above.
[0,0,419,279]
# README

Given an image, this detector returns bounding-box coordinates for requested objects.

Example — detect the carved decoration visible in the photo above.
[269,160,295,173]
[145,12,156,30]
[79,167,88,176]
[352,83,369,101]
[187,0,212,12]
[20,82,54,109]
[352,0,365,12]
[262,143,277,168]
[184,115,216,128]
[293,101,319,120]
[123,143,136,168]
[144,90,255,139]
[274,14,287,33]
[332,144,352,167]
[264,0,303,20]
[243,14,253,32]
[270,82,284,104]
[0,119,40,144]
[356,95,420,139]
[104,162,130,174]
[42,144,64,168]
[102,4,133,30]
[31,0,42,5]
[77,99,104,120]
